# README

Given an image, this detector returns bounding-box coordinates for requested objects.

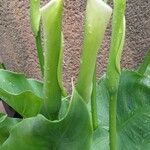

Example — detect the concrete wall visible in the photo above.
[0,0,150,92]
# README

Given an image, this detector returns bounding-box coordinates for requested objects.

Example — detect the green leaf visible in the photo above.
[145,64,150,77]
[76,0,112,103]
[41,0,64,120]
[92,126,109,150]
[0,113,21,146]
[58,97,70,119]
[92,70,150,150]
[1,89,92,150]
[0,69,43,118]
[117,71,150,150]
[138,49,150,77]
[92,76,109,150]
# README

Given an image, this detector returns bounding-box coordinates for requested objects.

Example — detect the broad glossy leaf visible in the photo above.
[92,126,109,150]
[117,71,150,150]
[145,64,150,77]
[138,49,150,77]
[1,89,92,150]
[58,98,70,119]
[0,113,21,146]
[92,70,150,150]
[0,69,43,118]
[92,76,109,150]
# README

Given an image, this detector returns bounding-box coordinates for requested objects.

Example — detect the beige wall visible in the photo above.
[0,0,150,92]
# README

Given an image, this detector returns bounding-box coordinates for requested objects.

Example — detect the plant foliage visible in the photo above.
[0,0,149,149]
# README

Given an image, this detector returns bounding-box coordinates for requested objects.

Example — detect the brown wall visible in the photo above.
[0,0,150,91]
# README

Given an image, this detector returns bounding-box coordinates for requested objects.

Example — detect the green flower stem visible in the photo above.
[138,49,150,76]
[41,0,63,120]
[76,0,112,103]
[35,29,44,75]
[109,92,117,150]
[107,18,125,150]
[106,0,126,149]
[91,67,98,130]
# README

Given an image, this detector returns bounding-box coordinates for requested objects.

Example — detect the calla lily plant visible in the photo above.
[0,0,150,150]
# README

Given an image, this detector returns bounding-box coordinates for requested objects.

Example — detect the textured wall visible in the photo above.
[0,0,150,92]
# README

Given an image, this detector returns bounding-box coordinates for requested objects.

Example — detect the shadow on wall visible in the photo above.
[0,0,150,92]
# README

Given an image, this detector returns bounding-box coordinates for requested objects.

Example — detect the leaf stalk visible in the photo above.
[91,67,98,130]
[106,0,126,149]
